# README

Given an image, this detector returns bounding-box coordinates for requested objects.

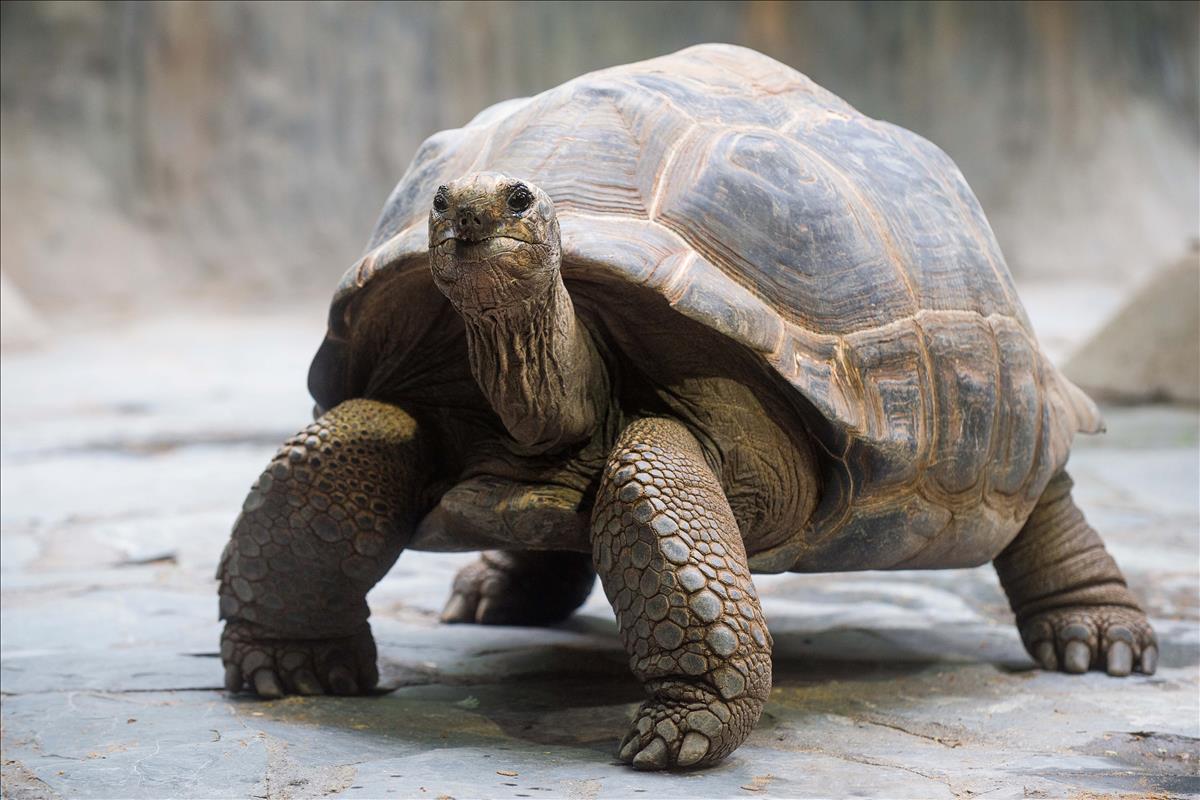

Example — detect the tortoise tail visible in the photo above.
[1054,367,1105,435]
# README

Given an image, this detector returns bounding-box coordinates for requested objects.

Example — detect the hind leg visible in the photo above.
[440,550,595,625]
[994,471,1157,676]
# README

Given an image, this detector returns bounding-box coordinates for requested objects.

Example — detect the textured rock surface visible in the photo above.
[2,313,1198,798]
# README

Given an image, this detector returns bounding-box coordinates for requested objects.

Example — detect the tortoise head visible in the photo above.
[428,172,561,316]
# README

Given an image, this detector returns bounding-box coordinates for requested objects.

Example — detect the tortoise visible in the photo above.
[217,44,1157,770]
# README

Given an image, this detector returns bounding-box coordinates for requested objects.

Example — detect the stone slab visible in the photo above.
[3,314,1197,799]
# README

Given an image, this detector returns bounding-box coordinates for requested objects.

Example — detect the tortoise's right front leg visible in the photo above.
[592,417,772,770]
[217,398,430,698]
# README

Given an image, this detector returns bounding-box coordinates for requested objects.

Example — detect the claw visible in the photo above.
[676,731,710,767]
[293,668,324,695]
[327,664,360,695]
[631,737,668,770]
[1020,608,1155,678]
[1105,641,1133,676]
[440,593,474,624]
[254,669,284,698]
[617,733,641,762]
[1063,640,1091,674]
[475,595,500,624]
[1033,640,1058,671]
[1140,645,1158,675]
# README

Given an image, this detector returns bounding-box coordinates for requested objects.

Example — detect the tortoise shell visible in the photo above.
[309,44,1102,573]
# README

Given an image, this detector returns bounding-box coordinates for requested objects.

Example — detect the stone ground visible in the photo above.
[1,305,1198,799]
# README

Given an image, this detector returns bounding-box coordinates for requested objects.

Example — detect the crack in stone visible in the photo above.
[856,714,966,748]
[812,748,985,798]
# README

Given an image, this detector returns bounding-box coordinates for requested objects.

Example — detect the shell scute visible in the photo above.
[657,125,920,335]
[989,321,1044,497]
[840,321,931,489]
[920,316,1000,499]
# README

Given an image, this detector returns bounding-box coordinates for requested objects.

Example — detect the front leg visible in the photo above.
[592,417,771,770]
[217,399,430,697]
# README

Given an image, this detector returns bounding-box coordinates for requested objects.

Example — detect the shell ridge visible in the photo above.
[1022,349,1050,503]
[805,336,860,541]
[982,315,1006,500]
[601,91,654,214]
[911,316,940,505]
[647,122,700,220]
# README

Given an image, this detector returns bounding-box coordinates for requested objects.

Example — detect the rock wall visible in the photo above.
[2,1,1196,317]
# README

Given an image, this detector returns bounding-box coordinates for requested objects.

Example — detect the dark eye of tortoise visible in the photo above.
[507,184,534,213]
[433,187,449,212]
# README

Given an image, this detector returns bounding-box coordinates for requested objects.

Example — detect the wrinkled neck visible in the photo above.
[462,276,610,453]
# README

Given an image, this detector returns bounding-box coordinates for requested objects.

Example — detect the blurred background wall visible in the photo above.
[2,0,1197,320]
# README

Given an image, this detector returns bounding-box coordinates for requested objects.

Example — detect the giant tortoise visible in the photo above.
[218,44,1156,770]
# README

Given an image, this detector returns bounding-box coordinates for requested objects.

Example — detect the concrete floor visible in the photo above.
[2,310,1198,799]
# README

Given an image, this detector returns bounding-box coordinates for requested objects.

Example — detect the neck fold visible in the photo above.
[462,277,610,453]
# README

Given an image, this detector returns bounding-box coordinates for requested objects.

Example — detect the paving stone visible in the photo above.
[2,315,1197,799]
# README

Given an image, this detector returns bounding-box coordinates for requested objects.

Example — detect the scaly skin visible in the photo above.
[994,471,1157,676]
[441,550,596,626]
[218,398,429,697]
[591,417,772,770]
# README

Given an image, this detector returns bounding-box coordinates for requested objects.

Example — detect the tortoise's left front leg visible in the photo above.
[592,417,771,770]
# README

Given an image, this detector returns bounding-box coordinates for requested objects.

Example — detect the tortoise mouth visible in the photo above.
[430,235,555,286]
[430,236,553,272]
[432,234,539,250]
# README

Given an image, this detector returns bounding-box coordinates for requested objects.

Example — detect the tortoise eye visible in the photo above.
[433,187,449,212]
[507,184,534,213]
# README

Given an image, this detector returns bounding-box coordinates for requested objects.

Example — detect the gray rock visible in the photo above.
[1065,246,1200,404]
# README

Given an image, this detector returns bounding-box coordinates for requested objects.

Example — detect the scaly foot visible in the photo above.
[592,418,773,771]
[1020,606,1157,676]
[617,679,760,770]
[221,620,379,697]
